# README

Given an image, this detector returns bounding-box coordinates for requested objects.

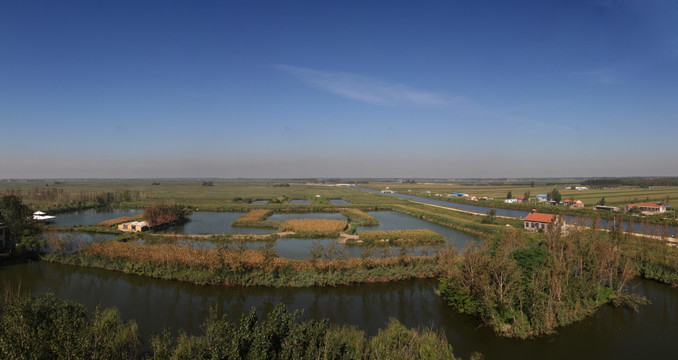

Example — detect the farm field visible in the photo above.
[364,182,678,208]
[0,179,397,211]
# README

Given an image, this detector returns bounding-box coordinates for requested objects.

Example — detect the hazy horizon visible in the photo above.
[2,1,676,179]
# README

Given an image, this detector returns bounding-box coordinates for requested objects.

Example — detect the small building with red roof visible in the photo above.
[625,202,666,214]
[524,210,558,231]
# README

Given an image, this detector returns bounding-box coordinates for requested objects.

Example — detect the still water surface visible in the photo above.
[1,262,675,359]
[55,208,143,226]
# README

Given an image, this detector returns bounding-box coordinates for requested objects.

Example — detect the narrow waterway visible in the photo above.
[1,262,676,359]
[354,187,677,236]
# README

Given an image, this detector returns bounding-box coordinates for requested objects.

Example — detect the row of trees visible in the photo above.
[439,219,646,338]
[0,293,458,359]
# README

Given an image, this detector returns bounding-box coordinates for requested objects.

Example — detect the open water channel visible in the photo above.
[25,207,677,358]
[355,187,677,236]
[1,262,675,359]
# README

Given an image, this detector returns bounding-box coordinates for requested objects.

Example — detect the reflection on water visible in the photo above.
[55,209,143,226]
[1,262,676,360]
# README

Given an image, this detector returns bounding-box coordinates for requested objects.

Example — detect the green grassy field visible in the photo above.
[0,180,398,210]
[365,182,678,208]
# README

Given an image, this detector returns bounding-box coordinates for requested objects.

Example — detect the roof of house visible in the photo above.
[517,196,526,200]
[524,211,556,223]
[628,203,663,208]
[564,199,582,203]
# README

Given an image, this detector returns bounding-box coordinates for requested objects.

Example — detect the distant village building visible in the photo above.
[625,203,666,214]
[536,194,548,202]
[524,210,559,231]
[516,196,527,203]
[575,187,588,191]
[594,205,620,212]
[563,199,585,208]
[118,221,149,232]
[381,187,394,194]
[504,198,518,204]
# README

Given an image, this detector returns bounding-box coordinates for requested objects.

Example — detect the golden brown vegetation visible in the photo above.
[96,213,145,227]
[354,229,445,245]
[282,219,348,235]
[79,241,438,275]
[232,209,272,224]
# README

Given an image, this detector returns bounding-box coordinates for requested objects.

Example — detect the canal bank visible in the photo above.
[2,261,676,359]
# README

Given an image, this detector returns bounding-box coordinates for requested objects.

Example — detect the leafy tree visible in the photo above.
[506,191,512,200]
[0,195,42,253]
[482,208,497,224]
[549,188,561,203]
[597,196,606,206]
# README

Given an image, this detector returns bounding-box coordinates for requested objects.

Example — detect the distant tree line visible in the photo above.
[582,178,678,188]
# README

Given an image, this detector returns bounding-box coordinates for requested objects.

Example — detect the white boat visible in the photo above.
[33,211,56,224]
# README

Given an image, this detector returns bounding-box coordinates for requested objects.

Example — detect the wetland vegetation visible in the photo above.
[2,180,678,357]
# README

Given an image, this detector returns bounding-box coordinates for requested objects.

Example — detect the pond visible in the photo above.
[144,211,478,259]
[289,200,311,204]
[251,200,269,205]
[266,212,347,221]
[54,208,144,226]
[329,199,350,205]
[160,212,274,235]
[2,262,676,360]
[357,211,477,251]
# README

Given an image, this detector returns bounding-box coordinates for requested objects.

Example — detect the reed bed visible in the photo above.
[96,213,145,227]
[43,241,442,287]
[352,229,445,246]
[230,209,279,228]
[341,209,379,226]
[232,209,272,223]
[281,219,348,236]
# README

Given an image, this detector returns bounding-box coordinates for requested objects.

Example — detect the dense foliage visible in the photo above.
[0,195,42,253]
[0,293,140,359]
[439,220,647,338]
[143,204,188,228]
[0,293,457,359]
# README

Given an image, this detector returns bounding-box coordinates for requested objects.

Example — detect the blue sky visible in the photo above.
[1,1,676,178]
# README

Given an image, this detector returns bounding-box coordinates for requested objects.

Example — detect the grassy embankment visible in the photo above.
[43,241,445,287]
[0,293,459,360]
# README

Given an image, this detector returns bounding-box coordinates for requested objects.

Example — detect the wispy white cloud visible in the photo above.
[277,65,465,108]
[572,68,620,84]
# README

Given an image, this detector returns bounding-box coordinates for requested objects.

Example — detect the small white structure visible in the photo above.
[33,211,56,224]
[504,198,518,204]
[575,187,588,191]
[563,199,585,208]
[118,221,149,232]
[381,187,394,194]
